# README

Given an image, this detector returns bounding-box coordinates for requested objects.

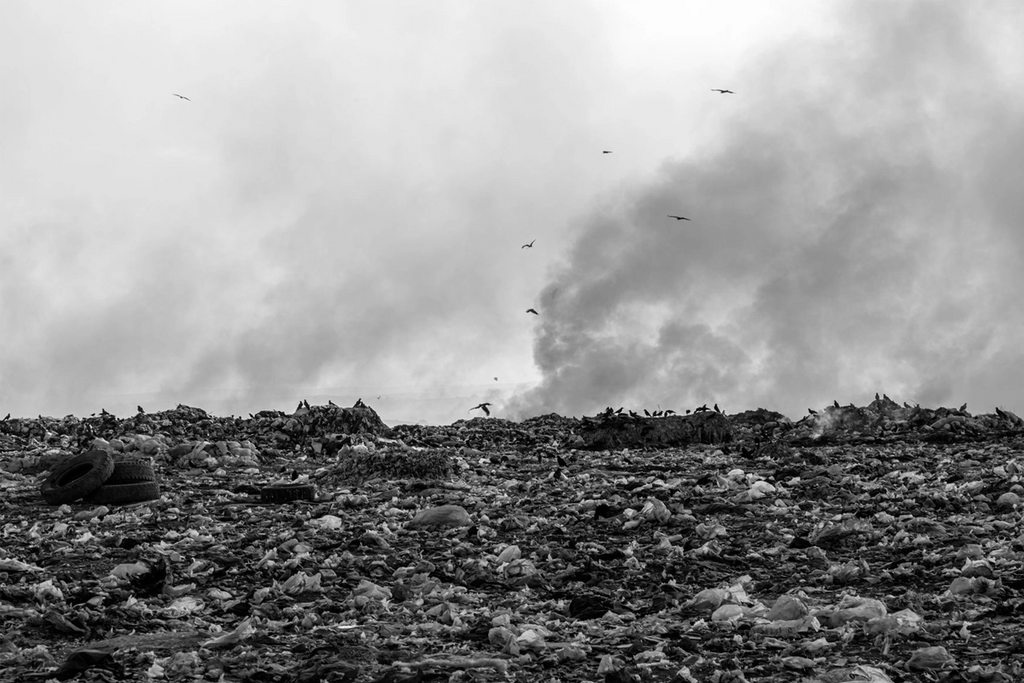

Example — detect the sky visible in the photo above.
[3,2,1024,425]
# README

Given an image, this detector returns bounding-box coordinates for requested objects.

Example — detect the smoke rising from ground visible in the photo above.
[508,3,1024,420]
[4,2,1022,424]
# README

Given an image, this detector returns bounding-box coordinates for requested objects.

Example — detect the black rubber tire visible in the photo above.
[40,450,115,505]
[261,483,316,503]
[105,458,157,485]
[84,481,162,505]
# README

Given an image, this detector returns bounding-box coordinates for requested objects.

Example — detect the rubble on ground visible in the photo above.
[2,396,1024,682]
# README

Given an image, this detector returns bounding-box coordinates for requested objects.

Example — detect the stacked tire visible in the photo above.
[40,451,161,505]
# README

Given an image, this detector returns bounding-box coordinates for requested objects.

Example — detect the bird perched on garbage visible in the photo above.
[668,215,691,221]
[521,240,535,249]
[526,308,539,315]
[808,408,818,415]
[664,409,676,415]
[137,405,144,414]
[711,88,735,94]
[833,400,840,409]
[469,402,492,416]
[714,403,721,413]
[644,409,651,417]
[875,393,880,401]
[960,403,967,412]
[695,403,709,413]
[171,93,190,101]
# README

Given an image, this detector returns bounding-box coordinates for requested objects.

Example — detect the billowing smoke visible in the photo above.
[508,2,1024,420]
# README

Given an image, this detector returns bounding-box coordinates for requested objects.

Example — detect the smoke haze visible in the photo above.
[508,2,1024,419]
[2,2,1022,423]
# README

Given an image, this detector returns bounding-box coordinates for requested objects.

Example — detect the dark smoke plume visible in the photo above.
[508,2,1024,420]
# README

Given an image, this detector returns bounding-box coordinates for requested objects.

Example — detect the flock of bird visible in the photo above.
[464,88,738,419]
[167,88,735,421]
[592,401,727,421]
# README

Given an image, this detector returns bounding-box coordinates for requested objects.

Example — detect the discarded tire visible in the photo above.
[261,483,316,503]
[84,481,162,505]
[105,458,157,485]
[40,450,115,505]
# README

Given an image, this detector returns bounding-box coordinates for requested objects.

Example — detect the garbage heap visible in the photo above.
[577,409,733,451]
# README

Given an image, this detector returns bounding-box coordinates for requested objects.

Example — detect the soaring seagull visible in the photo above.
[668,215,691,221]
[172,93,191,101]
[526,308,539,315]
[469,402,492,416]
[711,89,735,94]
[521,240,535,249]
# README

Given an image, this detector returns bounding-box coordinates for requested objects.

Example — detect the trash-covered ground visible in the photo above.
[2,398,1023,682]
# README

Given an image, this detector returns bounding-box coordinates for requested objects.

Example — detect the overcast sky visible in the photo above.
[3,2,1023,424]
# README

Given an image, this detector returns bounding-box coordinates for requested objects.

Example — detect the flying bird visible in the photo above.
[171,93,190,101]
[602,150,613,154]
[469,402,492,416]
[526,308,539,315]
[711,89,735,94]
[521,240,535,249]
[668,215,691,221]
